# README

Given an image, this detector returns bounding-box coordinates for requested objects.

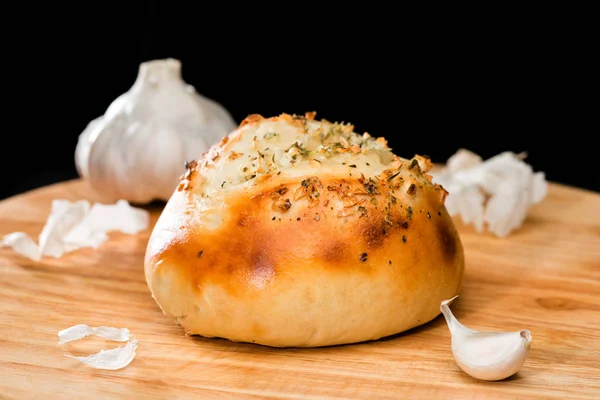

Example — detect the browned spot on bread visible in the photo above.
[240,114,264,127]
[361,220,389,249]
[435,217,457,262]
[226,263,236,275]
[321,240,349,264]
[249,249,276,290]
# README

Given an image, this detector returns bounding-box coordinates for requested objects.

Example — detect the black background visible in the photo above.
[3,8,597,200]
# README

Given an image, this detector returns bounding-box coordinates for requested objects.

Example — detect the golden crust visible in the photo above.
[145,113,464,347]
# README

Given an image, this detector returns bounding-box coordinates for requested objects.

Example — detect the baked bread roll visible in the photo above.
[145,112,465,347]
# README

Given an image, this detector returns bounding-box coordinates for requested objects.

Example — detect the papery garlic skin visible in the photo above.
[441,296,532,381]
[1,199,150,261]
[58,324,138,370]
[58,324,130,345]
[75,58,237,204]
[66,339,138,371]
[432,149,547,237]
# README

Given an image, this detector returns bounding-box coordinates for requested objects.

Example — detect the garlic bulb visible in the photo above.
[440,296,532,381]
[75,58,237,204]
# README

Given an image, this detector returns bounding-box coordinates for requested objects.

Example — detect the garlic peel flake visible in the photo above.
[62,200,149,247]
[58,324,130,345]
[1,232,40,261]
[65,339,139,371]
[432,149,548,237]
[58,324,138,370]
[1,199,149,261]
[38,200,91,258]
[440,296,532,381]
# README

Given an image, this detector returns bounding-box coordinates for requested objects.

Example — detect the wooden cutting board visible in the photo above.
[1,179,599,399]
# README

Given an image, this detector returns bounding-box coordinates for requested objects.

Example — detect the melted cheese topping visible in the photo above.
[175,113,442,231]
[186,113,416,195]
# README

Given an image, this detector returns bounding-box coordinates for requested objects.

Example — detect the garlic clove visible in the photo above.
[440,296,532,381]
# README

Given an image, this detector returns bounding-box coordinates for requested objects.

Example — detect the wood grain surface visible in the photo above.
[0,179,599,399]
